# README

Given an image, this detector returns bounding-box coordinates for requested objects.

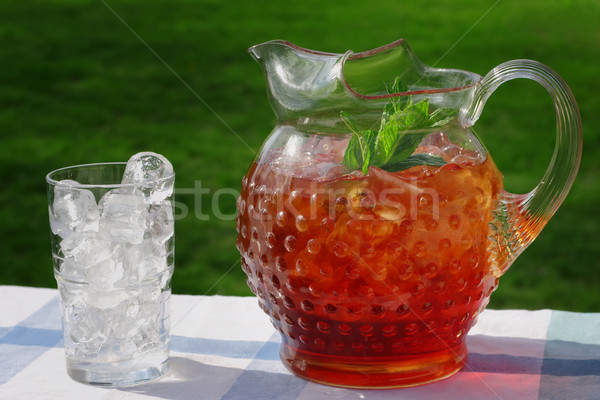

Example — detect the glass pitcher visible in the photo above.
[235,39,582,388]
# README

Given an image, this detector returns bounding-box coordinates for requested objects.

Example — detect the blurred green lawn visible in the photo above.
[1,0,598,311]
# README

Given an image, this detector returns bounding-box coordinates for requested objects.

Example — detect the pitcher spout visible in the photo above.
[249,40,349,129]
[248,39,482,131]
[249,39,339,63]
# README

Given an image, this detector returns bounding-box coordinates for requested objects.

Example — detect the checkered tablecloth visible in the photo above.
[1,285,599,399]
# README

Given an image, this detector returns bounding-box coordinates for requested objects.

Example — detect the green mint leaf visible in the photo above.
[380,102,394,132]
[341,132,361,170]
[429,107,457,127]
[341,77,457,175]
[391,99,429,130]
[386,154,447,172]
[340,111,362,170]
[385,77,410,112]
[372,116,399,165]
[374,99,429,167]
[340,111,376,174]
[340,110,360,135]
[360,131,376,175]
[380,133,422,167]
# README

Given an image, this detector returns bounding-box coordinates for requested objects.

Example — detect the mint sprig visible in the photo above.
[341,77,457,174]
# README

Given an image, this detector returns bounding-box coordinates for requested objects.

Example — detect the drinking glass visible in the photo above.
[46,161,174,386]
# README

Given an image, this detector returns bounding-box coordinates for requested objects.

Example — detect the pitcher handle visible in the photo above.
[463,60,582,274]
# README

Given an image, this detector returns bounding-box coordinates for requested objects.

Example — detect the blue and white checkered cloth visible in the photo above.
[1,285,599,399]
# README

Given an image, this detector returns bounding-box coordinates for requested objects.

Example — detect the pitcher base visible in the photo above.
[280,342,467,389]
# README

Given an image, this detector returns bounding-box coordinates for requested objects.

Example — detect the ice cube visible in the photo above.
[417,132,484,165]
[51,179,100,238]
[58,257,86,280]
[133,319,162,352]
[449,152,485,166]
[270,152,317,178]
[116,300,160,343]
[83,286,130,310]
[147,200,174,245]
[315,137,350,163]
[86,256,124,291]
[59,231,114,267]
[121,152,174,204]
[316,162,351,179]
[57,280,86,313]
[99,189,148,244]
[67,307,111,358]
[122,239,168,284]
[412,144,451,161]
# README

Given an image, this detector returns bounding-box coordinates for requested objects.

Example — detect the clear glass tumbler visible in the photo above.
[46,161,175,386]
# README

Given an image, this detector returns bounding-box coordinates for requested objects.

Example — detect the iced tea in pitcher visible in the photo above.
[237,127,504,387]
[237,39,581,388]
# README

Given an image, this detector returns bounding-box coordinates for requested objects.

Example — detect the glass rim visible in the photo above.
[45,161,175,189]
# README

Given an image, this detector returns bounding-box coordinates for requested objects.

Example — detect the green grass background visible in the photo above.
[1,0,598,311]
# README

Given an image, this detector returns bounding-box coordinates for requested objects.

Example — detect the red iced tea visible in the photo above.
[236,133,504,387]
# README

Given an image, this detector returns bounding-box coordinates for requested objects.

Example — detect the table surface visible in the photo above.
[1,285,599,399]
